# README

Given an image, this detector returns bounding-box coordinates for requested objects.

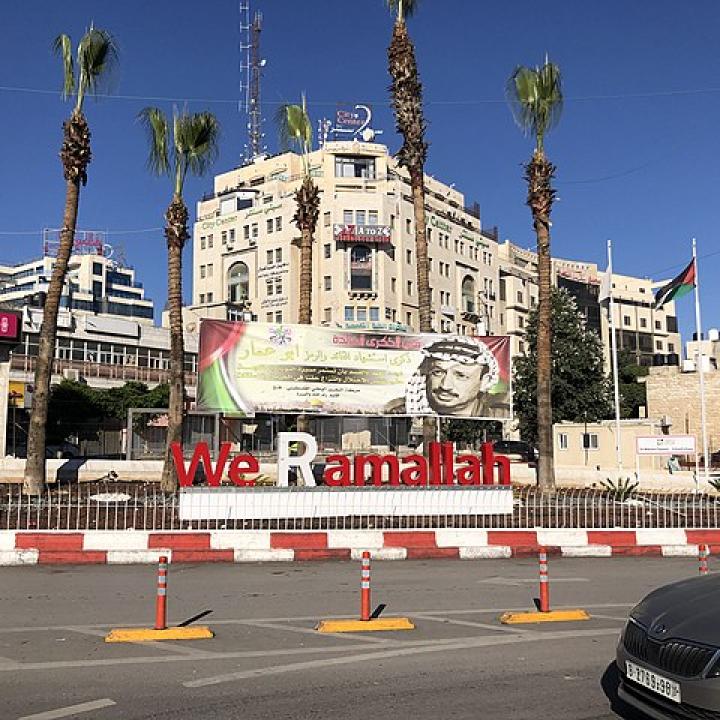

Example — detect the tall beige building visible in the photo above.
[187,140,498,337]
[186,139,681,371]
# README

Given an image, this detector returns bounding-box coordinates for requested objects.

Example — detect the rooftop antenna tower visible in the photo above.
[239,3,266,163]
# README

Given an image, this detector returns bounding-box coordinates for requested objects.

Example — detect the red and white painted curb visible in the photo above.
[2,529,720,565]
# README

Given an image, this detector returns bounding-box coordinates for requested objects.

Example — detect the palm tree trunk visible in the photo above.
[293,177,319,441]
[409,166,436,451]
[298,223,313,325]
[526,151,557,490]
[24,111,90,495]
[161,195,188,493]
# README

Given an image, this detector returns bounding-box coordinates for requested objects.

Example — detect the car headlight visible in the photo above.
[706,653,720,678]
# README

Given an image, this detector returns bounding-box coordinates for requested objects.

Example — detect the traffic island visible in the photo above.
[499,609,590,625]
[105,626,214,643]
[316,617,415,633]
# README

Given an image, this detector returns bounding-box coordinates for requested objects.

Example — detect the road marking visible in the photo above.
[18,698,116,720]
[418,615,538,635]
[251,621,398,644]
[62,626,219,657]
[0,603,635,634]
[183,627,621,687]
[478,578,590,586]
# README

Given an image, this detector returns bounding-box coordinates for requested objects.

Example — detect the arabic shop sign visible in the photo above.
[430,216,452,233]
[333,224,392,244]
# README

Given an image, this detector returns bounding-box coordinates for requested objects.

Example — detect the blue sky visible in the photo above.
[1,0,718,340]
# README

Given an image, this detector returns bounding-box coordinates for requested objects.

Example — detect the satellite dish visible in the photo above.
[361,128,375,143]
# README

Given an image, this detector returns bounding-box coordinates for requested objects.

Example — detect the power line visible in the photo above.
[4,83,720,107]
[0,227,163,236]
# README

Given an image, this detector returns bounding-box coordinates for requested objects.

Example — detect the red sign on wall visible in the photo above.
[0,311,21,343]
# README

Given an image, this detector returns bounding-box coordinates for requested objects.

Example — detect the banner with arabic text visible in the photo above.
[197,320,511,419]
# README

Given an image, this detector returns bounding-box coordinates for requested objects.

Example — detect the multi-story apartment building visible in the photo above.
[496,241,681,366]
[0,253,154,323]
[186,140,498,336]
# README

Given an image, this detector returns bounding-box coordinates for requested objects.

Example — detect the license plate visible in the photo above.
[626,661,681,703]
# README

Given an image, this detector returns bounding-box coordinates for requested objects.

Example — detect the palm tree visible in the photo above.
[386,0,435,449]
[276,97,320,439]
[23,26,118,496]
[139,107,220,492]
[275,96,319,326]
[506,58,564,490]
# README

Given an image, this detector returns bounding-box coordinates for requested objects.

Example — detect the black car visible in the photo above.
[617,574,720,718]
[492,440,538,464]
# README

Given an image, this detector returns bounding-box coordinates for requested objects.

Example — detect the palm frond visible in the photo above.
[76,26,119,109]
[506,58,563,151]
[275,98,312,155]
[52,34,75,100]
[176,111,221,177]
[386,0,420,20]
[138,107,170,177]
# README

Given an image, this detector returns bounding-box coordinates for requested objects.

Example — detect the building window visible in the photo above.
[334,155,376,179]
[640,318,647,328]
[406,218,412,234]
[207,263,213,278]
[623,316,631,326]
[243,225,250,240]
[200,265,206,279]
[357,307,367,322]
[369,306,380,321]
[669,343,675,352]
[275,278,282,295]
[655,320,662,330]
[266,312,273,322]
[267,218,274,233]
[666,316,678,332]
[350,245,372,290]
[275,248,282,263]
[356,210,366,225]
[324,243,331,259]
[266,280,274,296]
[199,293,205,304]
[516,290,523,304]
[251,223,259,239]
[225,232,231,246]
[324,212,331,227]
[406,249,412,264]
[323,308,331,323]
[391,277,397,293]
[200,236,206,250]
[461,276,475,314]
[582,433,599,450]
[276,217,282,232]
[558,433,568,450]
[324,275,332,291]
[267,250,273,264]
[406,312,412,326]
[345,306,354,321]
[368,210,378,226]
[207,292,213,303]
[275,311,282,323]
[407,280,413,295]
[656,340,663,350]
[343,209,354,225]
[519,341,525,353]
[221,231,227,244]
[92,262,103,276]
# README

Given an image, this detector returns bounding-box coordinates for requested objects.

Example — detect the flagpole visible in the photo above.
[692,238,710,483]
[607,240,623,471]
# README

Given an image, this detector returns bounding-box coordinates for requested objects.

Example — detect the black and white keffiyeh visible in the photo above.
[405,336,499,414]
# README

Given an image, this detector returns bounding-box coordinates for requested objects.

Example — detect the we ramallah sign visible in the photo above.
[174,433,514,521]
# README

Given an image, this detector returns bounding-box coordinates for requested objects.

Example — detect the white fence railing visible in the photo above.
[2,484,720,531]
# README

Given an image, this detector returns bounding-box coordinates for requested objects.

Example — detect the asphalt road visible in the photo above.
[0,556,702,720]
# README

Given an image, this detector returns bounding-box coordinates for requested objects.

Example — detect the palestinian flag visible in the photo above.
[654,259,695,309]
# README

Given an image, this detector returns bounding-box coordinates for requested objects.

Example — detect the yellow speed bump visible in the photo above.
[105,626,214,643]
[500,609,590,625]
[316,617,415,633]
